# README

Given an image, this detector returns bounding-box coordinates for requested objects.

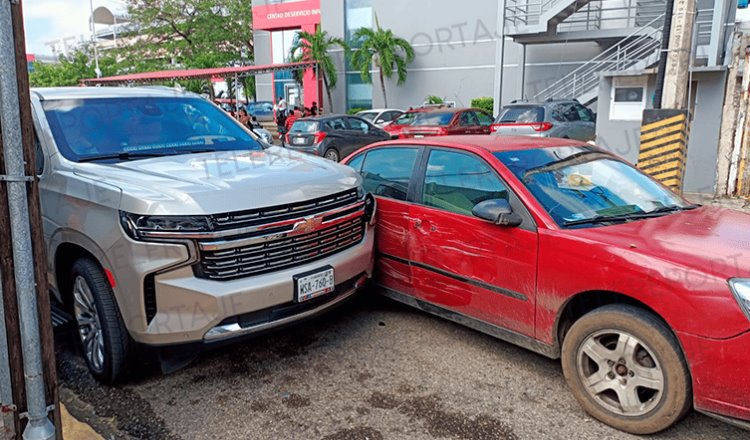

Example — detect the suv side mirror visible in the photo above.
[472,199,523,227]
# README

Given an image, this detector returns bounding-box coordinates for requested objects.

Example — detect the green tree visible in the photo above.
[29,48,118,87]
[123,0,255,94]
[289,28,347,113]
[350,17,415,108]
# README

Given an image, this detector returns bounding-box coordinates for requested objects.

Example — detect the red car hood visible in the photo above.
[572,207,750,279]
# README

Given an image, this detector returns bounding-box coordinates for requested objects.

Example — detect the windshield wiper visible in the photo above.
[647,204,700,214]
[564,204,701,227]
[77,152,167,163]
[77,149,220,163]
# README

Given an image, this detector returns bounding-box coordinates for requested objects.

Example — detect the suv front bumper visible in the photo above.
[128,228,374,346]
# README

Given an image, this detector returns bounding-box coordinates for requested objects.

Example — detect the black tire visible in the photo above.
[70,258,131,384]
[561,304,691,435]
[324,147,340,162]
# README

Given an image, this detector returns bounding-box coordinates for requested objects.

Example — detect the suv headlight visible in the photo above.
[120,211,211,240]
[729,279,750,321]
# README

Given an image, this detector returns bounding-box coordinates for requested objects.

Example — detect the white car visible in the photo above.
[356,108,405,128]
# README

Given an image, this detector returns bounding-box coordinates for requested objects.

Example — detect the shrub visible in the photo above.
[471,97,494,114]
[425,95,445,105]
[347,107,369,115]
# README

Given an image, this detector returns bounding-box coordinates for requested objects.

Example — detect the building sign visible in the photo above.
[253,0,321,30]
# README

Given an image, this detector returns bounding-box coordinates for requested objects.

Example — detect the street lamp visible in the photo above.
[89,0,101,78]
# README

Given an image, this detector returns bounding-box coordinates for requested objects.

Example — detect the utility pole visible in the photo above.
[637,0,696,193]
[661,0,696,110]
[0,0,60,438]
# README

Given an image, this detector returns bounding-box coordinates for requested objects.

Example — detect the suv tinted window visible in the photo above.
[575,104,594,122]
[422,150,508,216]
[360,148,419,201]
[497,106,544,123]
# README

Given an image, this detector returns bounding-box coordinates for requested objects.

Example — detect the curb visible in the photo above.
[62,403,103,440]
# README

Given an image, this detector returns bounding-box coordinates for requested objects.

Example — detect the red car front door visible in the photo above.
[407,147,538,337]
[350,146,423,295]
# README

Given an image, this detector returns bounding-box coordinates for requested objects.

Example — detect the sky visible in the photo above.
[23,0,125,56]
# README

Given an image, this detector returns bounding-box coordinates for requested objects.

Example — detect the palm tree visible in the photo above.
[289,28,347,113]
[350,17,415,108]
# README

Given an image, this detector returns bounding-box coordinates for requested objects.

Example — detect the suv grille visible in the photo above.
[209,189,360,231]
[196,190,367,281]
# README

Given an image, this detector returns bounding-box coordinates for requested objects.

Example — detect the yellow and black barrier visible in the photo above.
[637,109,690,192]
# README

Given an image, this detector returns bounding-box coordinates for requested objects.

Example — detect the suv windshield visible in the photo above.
[497,106,544,123]
[43,97,262,163]
[495,146,692,228]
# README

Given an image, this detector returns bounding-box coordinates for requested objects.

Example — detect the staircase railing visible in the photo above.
[506,0,667,34]
[532,13,664,102]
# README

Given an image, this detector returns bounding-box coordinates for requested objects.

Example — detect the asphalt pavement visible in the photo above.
[57,289,748,440]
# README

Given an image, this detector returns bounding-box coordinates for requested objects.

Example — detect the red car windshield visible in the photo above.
[495,146,691,228]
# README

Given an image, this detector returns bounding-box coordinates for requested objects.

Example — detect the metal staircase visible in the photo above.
[506,0,666,36]
[532,14,664,104]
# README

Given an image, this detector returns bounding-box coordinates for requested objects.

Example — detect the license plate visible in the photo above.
[294,267,335,303]
[293,137,306,145]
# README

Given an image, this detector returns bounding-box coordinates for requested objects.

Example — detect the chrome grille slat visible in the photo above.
[210,189,359,231]
[198,209,366,281]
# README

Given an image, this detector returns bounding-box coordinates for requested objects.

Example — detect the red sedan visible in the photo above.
[399,108,494,138]
[383,107,433,139]
[343,136,750,434]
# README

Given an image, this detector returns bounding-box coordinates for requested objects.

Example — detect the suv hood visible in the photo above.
[574,206,750,279]
[74,147,361,215]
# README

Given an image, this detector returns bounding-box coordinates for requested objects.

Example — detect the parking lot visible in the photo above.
[57,289,745,440]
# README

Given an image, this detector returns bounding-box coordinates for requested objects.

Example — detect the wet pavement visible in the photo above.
[57,290,747,440]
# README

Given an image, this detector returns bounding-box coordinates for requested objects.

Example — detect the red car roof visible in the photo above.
[376,135,591,153]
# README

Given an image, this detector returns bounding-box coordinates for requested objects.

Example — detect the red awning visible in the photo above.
[80,61,317,86]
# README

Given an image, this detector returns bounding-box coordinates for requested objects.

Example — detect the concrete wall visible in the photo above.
[596,71,728,194]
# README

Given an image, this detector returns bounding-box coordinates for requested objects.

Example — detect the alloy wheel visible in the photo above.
[73,275,105,373]
[324,149,340,162]
[576,329,664,417]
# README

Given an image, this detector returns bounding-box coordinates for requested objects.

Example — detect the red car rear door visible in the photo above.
[348,146,423,295]
[407,147,539,337]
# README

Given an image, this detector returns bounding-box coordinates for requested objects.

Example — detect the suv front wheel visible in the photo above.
[71,258,131,384]
[561,304,691,435]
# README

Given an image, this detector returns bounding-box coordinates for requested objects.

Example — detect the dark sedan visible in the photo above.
[285,115,391,162]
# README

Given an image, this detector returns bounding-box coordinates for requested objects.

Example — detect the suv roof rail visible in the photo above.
[545,97,580,103]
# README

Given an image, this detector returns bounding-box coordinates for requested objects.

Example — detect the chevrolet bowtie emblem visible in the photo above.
[295,216,323,234]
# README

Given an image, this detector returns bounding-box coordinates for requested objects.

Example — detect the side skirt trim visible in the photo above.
[379,287,559,359]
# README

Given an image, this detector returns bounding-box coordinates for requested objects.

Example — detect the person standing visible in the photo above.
[310,101,319,116]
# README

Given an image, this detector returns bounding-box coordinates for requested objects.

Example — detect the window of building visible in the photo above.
[610,77,647,121]
[345,0,373,111]
[360,147,419,201]
[421,150,509,217]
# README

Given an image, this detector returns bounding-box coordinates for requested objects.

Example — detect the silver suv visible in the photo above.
[32,87,375,382]
[492,99,596,142]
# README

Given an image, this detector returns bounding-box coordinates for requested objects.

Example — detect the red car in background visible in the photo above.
[400,108,494,138]
[343,136,750,435]
[383,107,433,139]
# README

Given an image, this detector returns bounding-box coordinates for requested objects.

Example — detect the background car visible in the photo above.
[400,108,494,138]
[491,99,596,141]
[286,115,391,162]
[343,136,750,435]
[383,107,433,138]
[246,100,275,122]
[357,108,405,128]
